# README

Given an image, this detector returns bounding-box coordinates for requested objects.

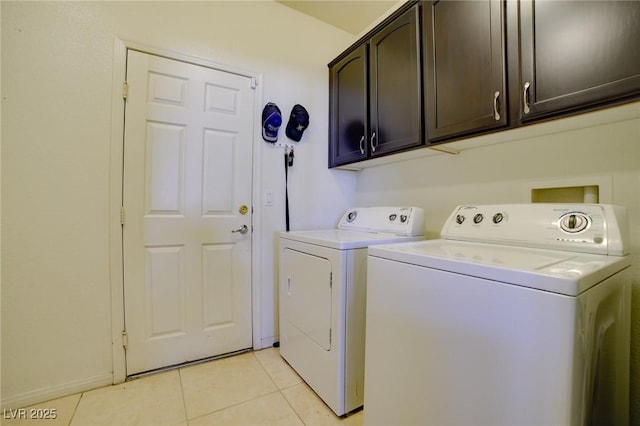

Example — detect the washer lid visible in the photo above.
[368,239,630,296]
[280,230,423,250]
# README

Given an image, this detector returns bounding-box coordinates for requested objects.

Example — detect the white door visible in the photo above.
[122,50,255,375]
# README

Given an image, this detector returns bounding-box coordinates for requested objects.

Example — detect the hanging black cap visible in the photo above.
[285,104,309,142]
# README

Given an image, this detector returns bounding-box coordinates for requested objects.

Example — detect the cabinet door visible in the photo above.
[328,44,369,168]
[423,0,507,141]
[520,0,640,120]
[369,5,423,157]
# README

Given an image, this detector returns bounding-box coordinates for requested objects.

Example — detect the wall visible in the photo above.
[1,1,356,408]
[355,104,640,423]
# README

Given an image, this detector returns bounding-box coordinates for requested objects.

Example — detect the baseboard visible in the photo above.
[1,373,113,410]
[258,336,277,350]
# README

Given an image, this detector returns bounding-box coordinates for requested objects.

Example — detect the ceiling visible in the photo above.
[276,0,399,35]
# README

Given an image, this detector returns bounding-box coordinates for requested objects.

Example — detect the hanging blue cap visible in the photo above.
[262,102,282,143]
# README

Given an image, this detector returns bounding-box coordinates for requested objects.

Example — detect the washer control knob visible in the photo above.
[400,215,408,223]
[347,211,358,222]
[389,214,397,221]
[493,213,504,224]
[559,212,590,233]
[473,213,484,224]
[456,215,465,224]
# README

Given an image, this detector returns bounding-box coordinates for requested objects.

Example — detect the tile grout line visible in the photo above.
[252,349,307,425]
[180,350,286,424]
[66,392,83,426]
[184,389,286,425]
[177,367,190,426]
[279,388,307,426]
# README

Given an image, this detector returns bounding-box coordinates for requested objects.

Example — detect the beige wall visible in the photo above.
[1,0,355,408]
[355,104,640,423]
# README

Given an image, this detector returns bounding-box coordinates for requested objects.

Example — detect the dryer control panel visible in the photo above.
[441,204,629,256]
[338,207,425,236]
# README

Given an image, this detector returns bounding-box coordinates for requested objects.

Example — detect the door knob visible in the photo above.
[232,225,249,234]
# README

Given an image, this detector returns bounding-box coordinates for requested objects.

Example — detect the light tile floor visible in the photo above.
[3,348,364,426]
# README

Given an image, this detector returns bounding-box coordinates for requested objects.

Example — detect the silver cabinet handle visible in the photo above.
[359,135,365,154]
[523,82,531,115]
[232,225,248,234]
[493,91,501,121]
[370,131,377,153]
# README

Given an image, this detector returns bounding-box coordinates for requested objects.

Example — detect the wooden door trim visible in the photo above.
[109,37,263,384]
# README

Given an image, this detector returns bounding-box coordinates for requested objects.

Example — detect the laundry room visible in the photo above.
[2,0,639,424]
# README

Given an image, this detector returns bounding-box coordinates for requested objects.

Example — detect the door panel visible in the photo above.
[329,45,368,167]
[424,0,507,141]
[203,131,235,213]
[145,246,185,338]
[123,50,254,375]
[145,122,185,214]
[202,244,234,328]
[369,5,422,156]
[519,0,640,119]
[283,248,332,350]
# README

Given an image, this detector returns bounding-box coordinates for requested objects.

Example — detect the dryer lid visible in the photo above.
[279,229,422,250]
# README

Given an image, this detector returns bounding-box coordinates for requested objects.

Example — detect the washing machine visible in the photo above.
[364,204,631,426]
[279,206,424,416]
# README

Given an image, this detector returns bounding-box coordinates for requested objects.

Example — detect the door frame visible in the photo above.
[109,37,264,383]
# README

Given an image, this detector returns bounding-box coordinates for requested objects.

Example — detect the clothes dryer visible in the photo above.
[279,207,424,416]
[364,204,631,426]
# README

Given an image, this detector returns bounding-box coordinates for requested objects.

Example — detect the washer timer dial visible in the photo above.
[559,212,590,233]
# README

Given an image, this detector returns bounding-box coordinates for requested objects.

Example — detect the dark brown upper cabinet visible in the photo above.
[328,45,369,167]
[369,4,423,156]
[423,0,507,142]
[329,0,640,168]
[518,0,640,121]
[329,3,423,168]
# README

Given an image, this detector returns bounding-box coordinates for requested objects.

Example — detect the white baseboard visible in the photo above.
[1,373,113,410]
[258,336,278,350]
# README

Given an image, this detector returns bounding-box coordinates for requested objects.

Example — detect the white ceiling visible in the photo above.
[276,0,400,35]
